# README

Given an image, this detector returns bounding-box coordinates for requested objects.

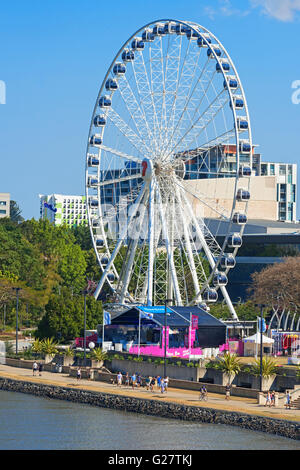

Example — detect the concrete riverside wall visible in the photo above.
[0,376,299,441]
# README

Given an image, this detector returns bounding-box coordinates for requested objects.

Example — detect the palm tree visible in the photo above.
[251,357,278,379]
[41,337,58,355]
[91,348,108,362]
[216,353,241,383]
[31,339,43,355]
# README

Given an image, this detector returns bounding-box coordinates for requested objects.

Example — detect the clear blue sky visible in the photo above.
[0,0,299,220]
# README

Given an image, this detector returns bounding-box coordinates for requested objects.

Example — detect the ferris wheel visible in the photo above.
[85,19,252,319]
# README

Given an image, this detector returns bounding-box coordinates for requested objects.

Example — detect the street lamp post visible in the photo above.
[164,299,172,379]
[83,290,87,367]
[13,288,21,355]
[258,304,266,392]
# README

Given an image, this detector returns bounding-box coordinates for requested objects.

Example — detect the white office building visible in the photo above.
[39,194,89,227]
[0,193,10,218]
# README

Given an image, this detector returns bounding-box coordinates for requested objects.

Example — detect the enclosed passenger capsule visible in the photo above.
[163,21,177,34]
[87,176,99,187]
[198,302,210,312]
[203,288,218,302]
[89,198,99,208]
[87,154,100,167]
[236,188,250,201]
[91,219,100,228]
[186,28,200,40]
[227,233,242,248]
[152,23,166,36]
[89,134,102,146]
[107,273,115,282]
[230,95,244,109]
[207,45,222,57]
[224,75,238,89]
[93,115,106,127]
[236,117,249,131]
[232,212,247,224]
[131,37,144,50]
[113,62,126,75]
[197,33,211,47]
[105,78,118,91]
[216,59,230,72]
[220,254,236,269]
[100,257,109,266]
[239,165,252,177]
[96,238,104,247]
[122,49,135,62]
[142,29,154,42]
[175,23,188,35]
[239,141,251,154]
[213,272,228,287]
[99,95,112,108]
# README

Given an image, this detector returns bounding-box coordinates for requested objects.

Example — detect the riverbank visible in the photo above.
[0,364,299,441]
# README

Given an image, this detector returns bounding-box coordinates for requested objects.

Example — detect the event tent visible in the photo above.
[242,333,274,356]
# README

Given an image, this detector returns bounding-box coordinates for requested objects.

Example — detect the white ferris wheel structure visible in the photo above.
[85,19,253,320]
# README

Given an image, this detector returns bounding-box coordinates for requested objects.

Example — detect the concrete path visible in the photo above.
[0,363,299,423]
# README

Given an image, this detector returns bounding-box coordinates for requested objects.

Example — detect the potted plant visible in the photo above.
[61,347,74,366]
[250,357,278,391]
[91,348,108,368]
[41,338,58,363]
[215,352,241,385]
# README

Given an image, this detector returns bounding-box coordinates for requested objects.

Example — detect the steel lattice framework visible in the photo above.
[85,19,253,319]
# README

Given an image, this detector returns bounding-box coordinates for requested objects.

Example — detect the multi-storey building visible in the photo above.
[0,193,10,218]
[39,194,89,227]
[182,145,297,223]
[252,154,297,222]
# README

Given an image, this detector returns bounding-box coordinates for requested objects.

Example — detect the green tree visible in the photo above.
[9,200,24,223]
[36,288,103,342]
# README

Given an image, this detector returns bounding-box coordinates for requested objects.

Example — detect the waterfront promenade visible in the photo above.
[0,363,299,423]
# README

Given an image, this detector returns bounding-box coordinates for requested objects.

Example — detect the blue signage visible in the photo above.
[44,202,57,213]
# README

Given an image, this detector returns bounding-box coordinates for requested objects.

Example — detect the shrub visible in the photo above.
[176,361,182,367]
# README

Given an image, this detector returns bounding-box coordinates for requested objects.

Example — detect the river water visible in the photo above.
[0,390,299,450]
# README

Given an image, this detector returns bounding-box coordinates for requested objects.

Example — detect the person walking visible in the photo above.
[32,361,38,376]
[285,391,291,409]
[200,385,207,401]
[76,367,81,381]
[157,375,161,390]
[117,372,123,387]
[265,391,271,407]
[38,363,43,377]
[150,376,156,392]
[125,372,130,387]
[145,376,151,390]
[164,376,169,393]
[270,390,276,407]
[131,373,136,389]
[225,383,231,400]
[160,377,165,394]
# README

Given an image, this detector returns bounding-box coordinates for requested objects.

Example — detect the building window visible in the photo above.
[0,210,6,214]
[0,201,6,206]
[279,165,286,175]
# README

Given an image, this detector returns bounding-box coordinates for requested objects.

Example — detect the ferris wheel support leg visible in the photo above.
[93,183,147,301]
[155,183,182,306]
[181,190,238,320]
[175,186,201,298]
[147,179,155,306]
[119,197,148,304]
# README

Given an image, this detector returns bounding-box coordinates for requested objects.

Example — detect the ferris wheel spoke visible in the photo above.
[118,189,149,303]
[116,73,155,150]
[98,144,143,164]
[167,87,229,157]
[94,182,147,300]
[106,107,151,157]
[174,185,201,298]
[163,56,215,157]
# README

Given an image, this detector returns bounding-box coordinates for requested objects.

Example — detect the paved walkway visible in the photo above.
[0,364,299,423]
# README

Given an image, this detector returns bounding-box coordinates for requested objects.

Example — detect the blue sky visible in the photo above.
[0,0,299,220]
